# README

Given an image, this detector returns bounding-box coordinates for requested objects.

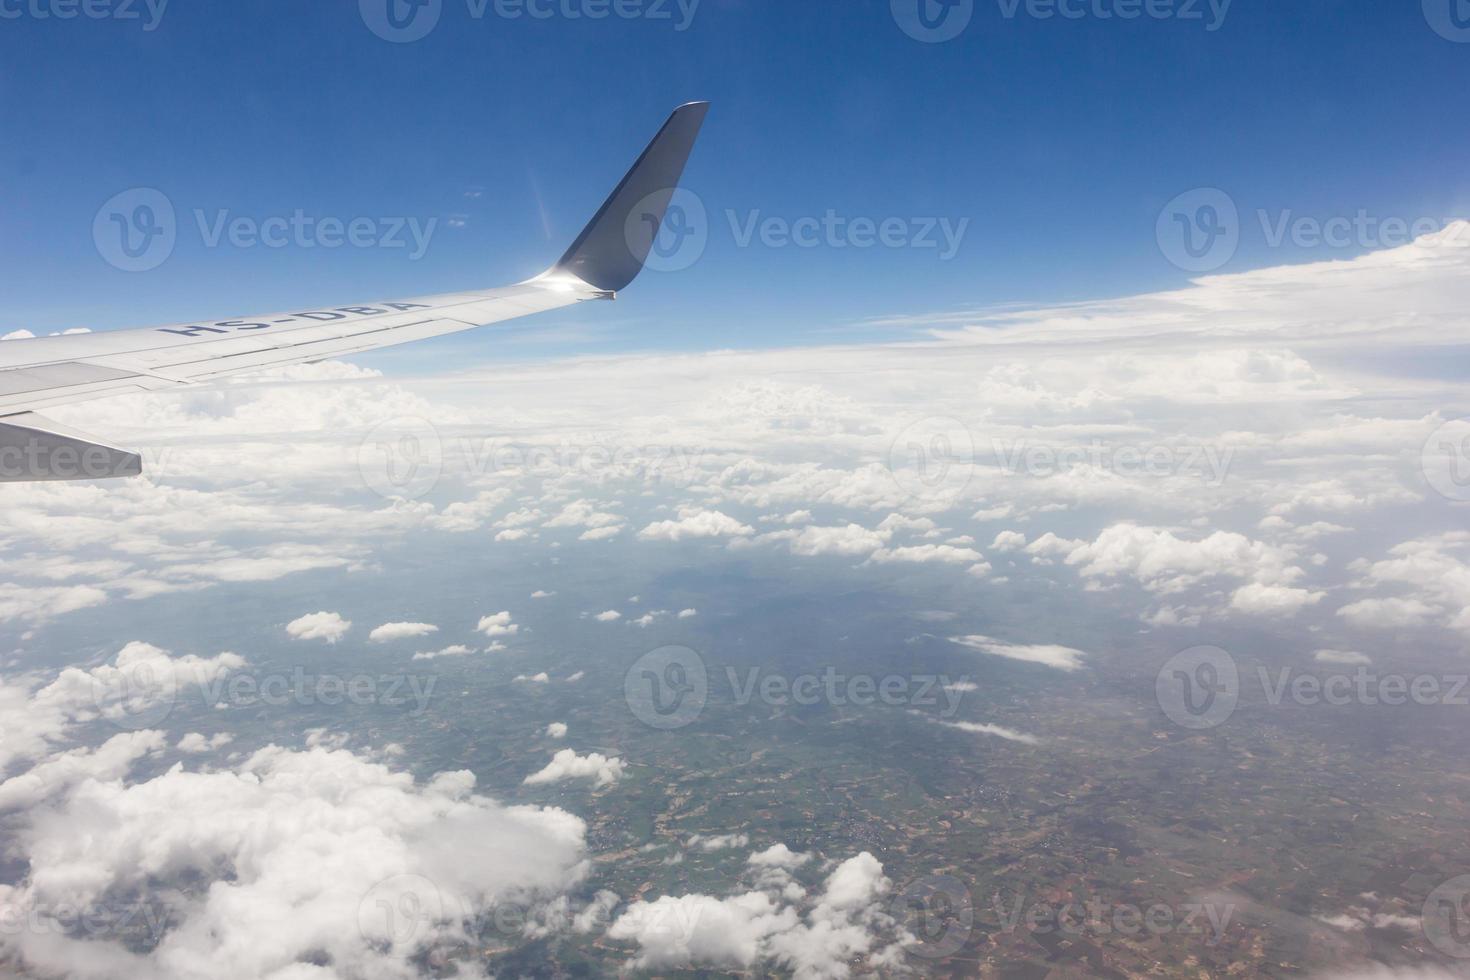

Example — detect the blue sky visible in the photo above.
[2,0,1468,364]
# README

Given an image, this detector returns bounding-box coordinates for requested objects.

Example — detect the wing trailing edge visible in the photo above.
[0,412,142,484]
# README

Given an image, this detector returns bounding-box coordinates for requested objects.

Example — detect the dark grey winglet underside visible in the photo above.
[552,101,710,293]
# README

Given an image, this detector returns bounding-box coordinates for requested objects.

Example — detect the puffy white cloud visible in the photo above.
[748,844,812,869]
[950,634,1088,672]
[1337,597,1438,630]
[868,544,983,565]
[609,852,904,978]
[176,732,233,754]
[640,508,755,542]
[0,642,244,775]
[594,610,622,622]
[1230,582,1325,617]
[0,745,590,980]
[678,608,698,618]
[477,611,519,637]
[515,672,551,684]
[367,621,438,642]
[776,524,887,558]
[0,731,164,812]
[546,500,622,528]
[546,722,568,739]
[284,611,351,643]
[688,833,750,852]
[523,749,625,787]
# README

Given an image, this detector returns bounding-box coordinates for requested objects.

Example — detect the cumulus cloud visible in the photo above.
[608,852,905,977]
[477,611,519,637]
[639,508,755,542]
[176,732,233,754]
[523,749,626,787]
[748,844,811,869]
[0,745,590,980]
[546,722,567,739]
[368,621,438,642]
[285,611,351,643]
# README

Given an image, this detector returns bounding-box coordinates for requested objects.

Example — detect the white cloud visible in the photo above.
[1313,649,1372,666]
[869,544,983,565]
[678,608,698,618]
[950,634,1088,672]
[1337,597,1438,630]
[285,611,351,643]
[477,611,519,637]
[936,719,1040,745]
[368,621,438,643]
[523,749,625,787]
[0,745,590,979]
[608,852,904,977]
[688,833,750,852]
[411,644,475,661]
[639,508,755,542]
[1230,582,1325,617]
[176,732,233,754]
[594,610,622,622]
[748,844,811,869]
[546,722,567,739]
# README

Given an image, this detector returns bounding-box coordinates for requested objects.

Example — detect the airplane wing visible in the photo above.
[0,101,710,484]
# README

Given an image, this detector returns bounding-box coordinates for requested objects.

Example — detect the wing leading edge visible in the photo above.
[0,101,710,484]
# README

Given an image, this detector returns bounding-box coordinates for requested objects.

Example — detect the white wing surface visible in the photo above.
[0,101,710,482]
